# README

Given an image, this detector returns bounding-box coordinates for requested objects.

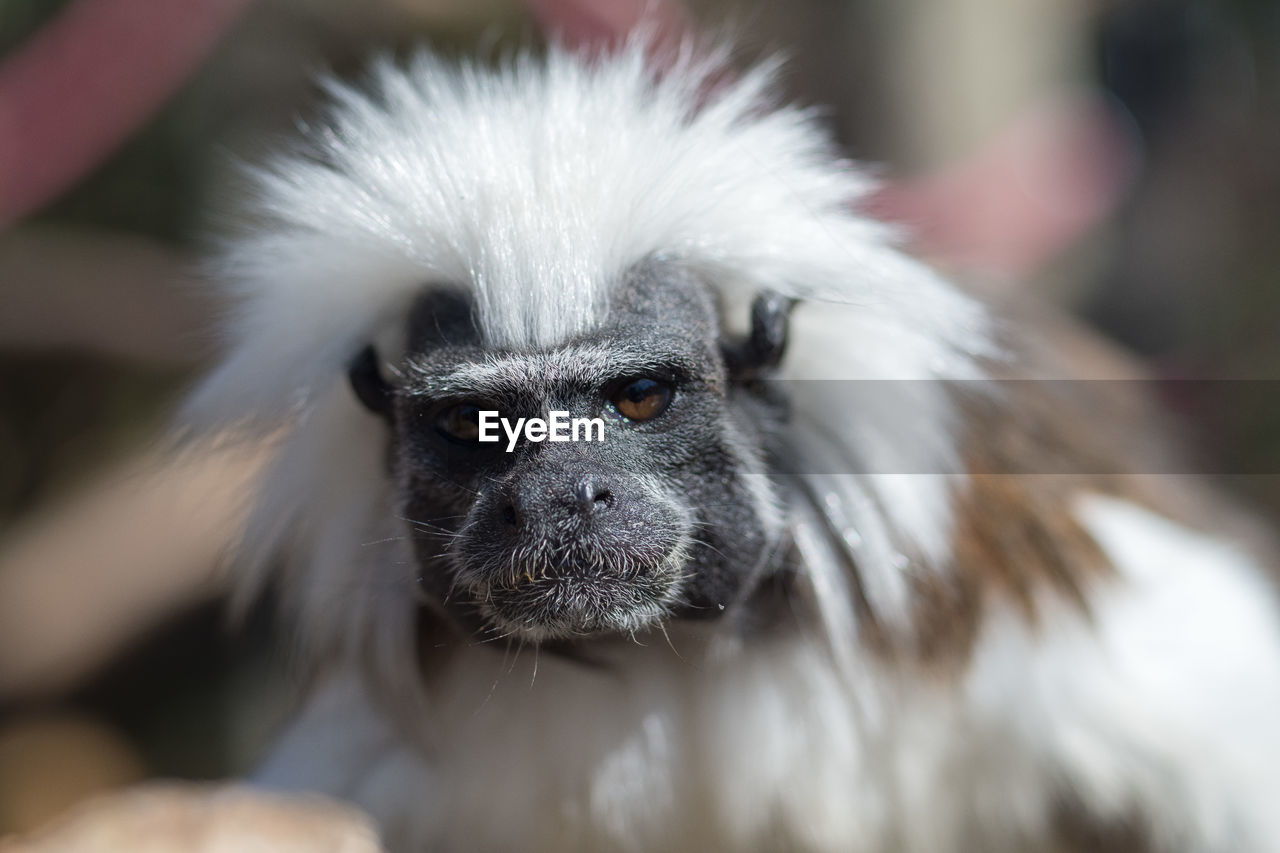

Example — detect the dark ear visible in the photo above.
[722,291,795,379]
[348,345,394,419]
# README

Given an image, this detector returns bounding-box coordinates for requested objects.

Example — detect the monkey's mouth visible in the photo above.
[464,545,689,641]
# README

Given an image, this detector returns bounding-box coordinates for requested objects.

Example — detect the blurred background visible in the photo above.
[1,0,1278,838]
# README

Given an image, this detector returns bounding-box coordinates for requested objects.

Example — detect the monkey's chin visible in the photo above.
[472,570,682,643]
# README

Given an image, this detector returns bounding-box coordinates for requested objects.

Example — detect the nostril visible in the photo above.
[571,478,612,514]
[501,504,518,527]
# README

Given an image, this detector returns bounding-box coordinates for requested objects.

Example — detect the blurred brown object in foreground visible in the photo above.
[0,714,145,836]
[0,226,207,366]
[0,784,383,852]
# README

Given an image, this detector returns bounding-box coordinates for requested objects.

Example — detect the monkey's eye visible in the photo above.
[436,403,484,442]
[610,379,673,422]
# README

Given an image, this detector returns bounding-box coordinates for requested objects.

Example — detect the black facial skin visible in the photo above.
[349,265,789,644]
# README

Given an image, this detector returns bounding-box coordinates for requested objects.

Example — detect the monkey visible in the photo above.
[185,36,1280,853]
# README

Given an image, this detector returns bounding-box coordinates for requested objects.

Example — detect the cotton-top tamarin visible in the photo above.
[185,36,1280,853]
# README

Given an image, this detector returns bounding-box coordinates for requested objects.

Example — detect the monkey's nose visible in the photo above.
[571,477,614,516]
[498,469,621,532]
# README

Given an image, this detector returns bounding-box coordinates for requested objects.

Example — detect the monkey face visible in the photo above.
[350,265,787,643]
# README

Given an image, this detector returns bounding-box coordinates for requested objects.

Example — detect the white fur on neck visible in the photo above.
[258,495,1280,853]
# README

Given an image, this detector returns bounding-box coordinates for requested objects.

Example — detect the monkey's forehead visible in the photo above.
[397,262,726,398]
[400,339,708,403]
[403,259,716,351]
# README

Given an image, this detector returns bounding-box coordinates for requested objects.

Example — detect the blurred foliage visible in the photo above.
[1087,0,1280,513]
[0,1,216,526]
[0,0,70,51]
[0,357,184,521]
[0,0,255,790]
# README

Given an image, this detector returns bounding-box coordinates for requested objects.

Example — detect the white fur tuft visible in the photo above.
[186,37,988,432]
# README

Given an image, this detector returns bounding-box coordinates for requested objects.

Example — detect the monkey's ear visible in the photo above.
[723,290,795,379]
[348,345,394,419]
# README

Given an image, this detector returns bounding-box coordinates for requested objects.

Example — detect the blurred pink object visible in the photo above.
[527,0,689,57]
[867,96,1138,279]
[0,0,253,228]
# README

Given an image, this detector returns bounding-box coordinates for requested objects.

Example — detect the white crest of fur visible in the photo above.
[188,37,989,427]
[186,37,993,663]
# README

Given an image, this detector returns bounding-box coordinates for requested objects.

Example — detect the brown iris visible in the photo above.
[611,378,673,422]
[436,403,484,442]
